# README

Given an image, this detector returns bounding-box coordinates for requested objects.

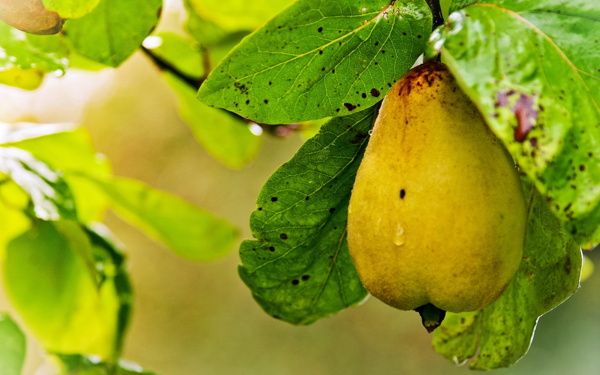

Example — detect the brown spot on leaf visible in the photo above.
[344,103,357,111]
[529,137,538,148]
[234,82,248,94]
[513,93,538,142]
[495,90,514,107]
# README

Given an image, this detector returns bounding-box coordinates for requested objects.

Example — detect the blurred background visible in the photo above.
[1,1,600,374]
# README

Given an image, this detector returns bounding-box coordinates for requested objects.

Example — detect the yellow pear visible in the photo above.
[347,62,527,316]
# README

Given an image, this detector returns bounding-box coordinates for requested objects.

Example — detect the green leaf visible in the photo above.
[146,32,204,81]
[239,109,374,325]
[164,73,262,169]
[427,1,600,245]
[147,28,250,83]
[0,22,68,73]
[0,147,77,221]
[64,0,162,67]
[42,0,101,19]
[186,0,295,32]
[433,186,582,370]
[178,4,252,76]
[84,225,133,358]
[5,124,112,223]
[87,176,238,262]
[53,220,102,287]
[198,0,432,124]
[183,0,235,47]
[55,354,156,375]
[5,125,111,175]
[3,220,128,360]
[0,313,26,375]
[0,181,31,257]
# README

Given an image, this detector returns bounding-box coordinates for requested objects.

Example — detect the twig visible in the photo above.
[141,47,306,137]
[426,0,445,30]
[140,46,203,89]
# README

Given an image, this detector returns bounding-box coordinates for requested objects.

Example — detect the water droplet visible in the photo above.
[393,224,405,246]
[142,35,163,49]
[51,69,66,77]
[368,129,374,136]
[249,122,263,136]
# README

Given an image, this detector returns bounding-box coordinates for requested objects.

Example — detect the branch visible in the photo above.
[140,47,307,137]
[140,46,204,89]
[426,0,445,29]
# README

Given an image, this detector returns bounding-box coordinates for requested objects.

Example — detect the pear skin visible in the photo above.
[347,62,527,313]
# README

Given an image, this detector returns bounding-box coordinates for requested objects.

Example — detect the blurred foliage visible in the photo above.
[0,0,598,373]
[0,312,26,375]
[0,123,238,373]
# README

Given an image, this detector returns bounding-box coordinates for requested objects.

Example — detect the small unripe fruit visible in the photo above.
[0,0,64,35]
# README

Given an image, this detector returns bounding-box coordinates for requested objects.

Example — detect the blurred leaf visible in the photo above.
[440,0,452,18]
[198,0,432,124]
[0,147,77,221]
[0,181,31,259]
[6,125,112,223]
[147,32,204,80]
[0,123,72,144]
[87,176,238,262]
[0,22,68,73]
[239,109,374,324]
[427,1,600,245]
[298,117,330,140]
[55,354,156,375]
[43,0,101,19]
[186,0,295,32]
[68,51,111,71]
[6,125,111,175]
[3,220,126,360]
[183,0,251,69]
[204,31,250,71]
[84,225,133,357]
[53,220,101,287]
[0,313,26,375]
[433,186,582,369]
[183,0,230,46]
[64,0,162,67]
[0,67,44,90]
[165,73,262,169]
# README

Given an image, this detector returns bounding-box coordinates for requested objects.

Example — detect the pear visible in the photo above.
[0,0,64,35]
[347,62,527,317]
